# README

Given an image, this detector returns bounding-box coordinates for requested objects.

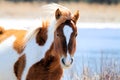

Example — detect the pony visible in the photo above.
[0,4,79,80]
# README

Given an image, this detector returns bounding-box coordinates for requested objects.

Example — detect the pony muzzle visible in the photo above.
[61,56,73,68]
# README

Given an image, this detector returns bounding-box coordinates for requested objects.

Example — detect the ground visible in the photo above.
[0,1,120,22]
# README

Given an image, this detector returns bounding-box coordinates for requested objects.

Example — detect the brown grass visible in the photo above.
[0,1,120,22]
[71,51,120,80]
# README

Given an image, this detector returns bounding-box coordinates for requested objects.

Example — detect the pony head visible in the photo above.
[24,4,79,70]
[53,8,79,68]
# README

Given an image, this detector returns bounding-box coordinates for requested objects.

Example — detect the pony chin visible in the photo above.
[60,61,73,69]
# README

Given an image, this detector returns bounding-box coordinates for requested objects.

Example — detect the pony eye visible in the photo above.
[75,33,77,37]
[57,33,59,37]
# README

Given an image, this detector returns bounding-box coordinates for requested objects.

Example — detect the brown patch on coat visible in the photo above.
[0,29,27,54]
[13,30,27,53]
[26,43,63,80]
[14,54,26,80]
[36,20,49,46]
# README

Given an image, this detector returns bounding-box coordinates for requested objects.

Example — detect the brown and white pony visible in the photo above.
[0,4,79,80]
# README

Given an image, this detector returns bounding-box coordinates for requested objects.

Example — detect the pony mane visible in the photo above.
[24,3,72,45]
[23,20,42,44]
[41,3,70,15]
[41,3,72,29]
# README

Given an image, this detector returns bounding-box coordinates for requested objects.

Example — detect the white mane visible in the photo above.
[24,3,71,44]
[41,3,70,16]
[23,20,42,44]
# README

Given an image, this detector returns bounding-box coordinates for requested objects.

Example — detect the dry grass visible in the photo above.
[70,51,120,80]
[0,1,120,22]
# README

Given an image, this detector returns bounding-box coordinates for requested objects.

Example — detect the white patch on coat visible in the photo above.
[63,25,73,45]
[0,36,19,80]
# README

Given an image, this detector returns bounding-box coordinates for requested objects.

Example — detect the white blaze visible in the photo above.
[63,25,73,45]
[63,25,73,66]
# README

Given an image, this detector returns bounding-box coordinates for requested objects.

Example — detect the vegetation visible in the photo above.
[71,51,120,80]
[2,0,120,4]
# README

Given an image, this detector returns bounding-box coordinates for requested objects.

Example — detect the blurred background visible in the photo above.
[0,0,120,80]
[3,0,120,4]
[0,0,120,22]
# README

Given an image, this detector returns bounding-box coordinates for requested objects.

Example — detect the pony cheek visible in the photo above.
[72,44,76,56]
[54,41,63,55]
[69,41,76,56]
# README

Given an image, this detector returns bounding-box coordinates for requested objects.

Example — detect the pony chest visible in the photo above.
[21,38,51,80]
[23,38,45,63]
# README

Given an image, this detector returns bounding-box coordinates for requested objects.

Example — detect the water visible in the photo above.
[77,28,120,52]
[73,28,120,74]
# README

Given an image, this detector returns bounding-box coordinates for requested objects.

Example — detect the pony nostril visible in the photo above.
[71,58,73,64]
[62,58,65,65]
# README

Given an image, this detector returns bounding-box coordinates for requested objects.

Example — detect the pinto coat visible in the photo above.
[0,4,79,80]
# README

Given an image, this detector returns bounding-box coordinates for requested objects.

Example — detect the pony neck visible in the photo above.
[21,19,57,80]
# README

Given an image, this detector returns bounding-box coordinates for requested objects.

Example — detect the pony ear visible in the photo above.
[72,10,79,24]
[55,8,62,20]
